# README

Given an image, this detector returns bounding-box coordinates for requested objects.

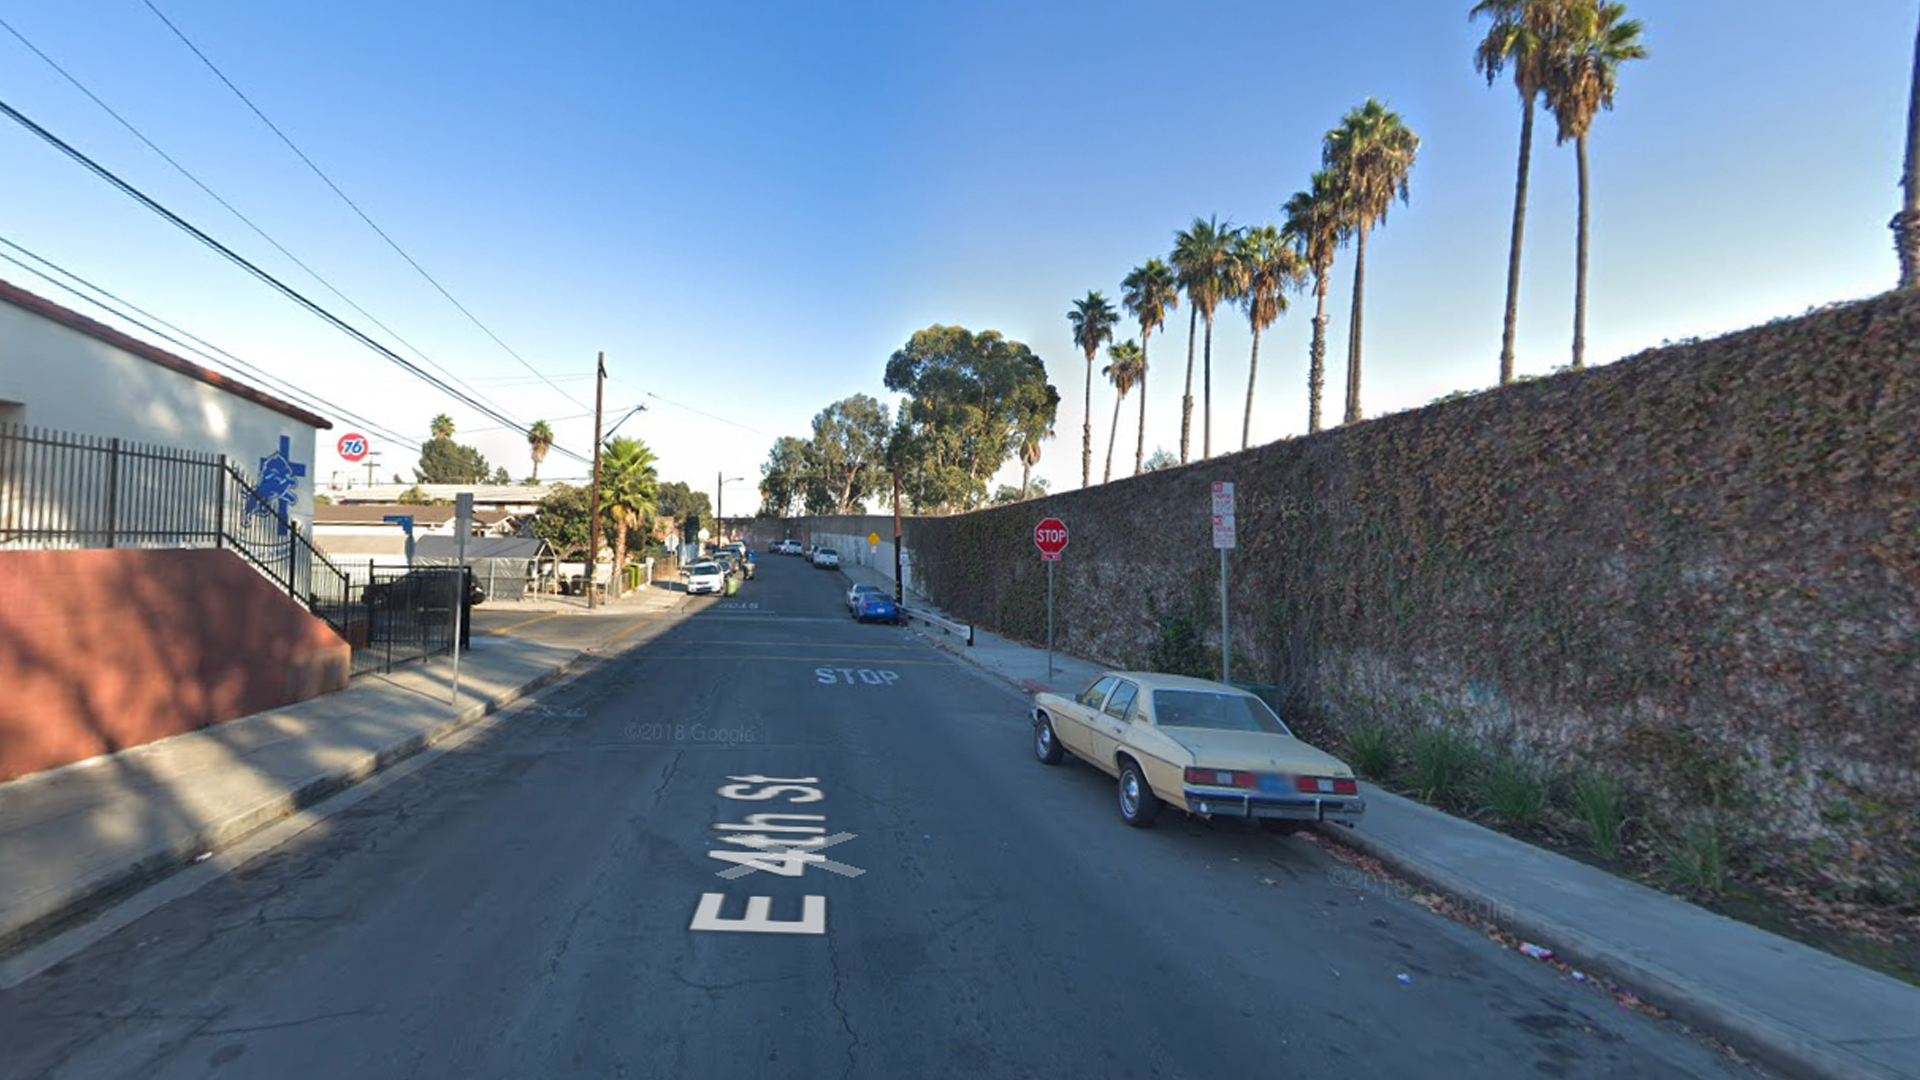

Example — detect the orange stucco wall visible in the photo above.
[0,548,350,781]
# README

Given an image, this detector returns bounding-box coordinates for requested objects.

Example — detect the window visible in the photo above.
[1150,690,1293,736]
[1079,676,1118,709]
[1103,681,1139,721]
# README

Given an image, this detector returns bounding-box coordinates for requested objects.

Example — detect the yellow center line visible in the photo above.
[485,611,565,636]
[604,611,667,645]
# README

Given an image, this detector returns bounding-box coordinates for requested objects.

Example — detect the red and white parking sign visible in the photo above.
[337,433,370,462]
[1034,517,1068,561]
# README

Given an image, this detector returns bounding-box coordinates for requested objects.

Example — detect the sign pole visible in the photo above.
[1219,548,1229,682]
[452,492,471,704]
[1211,481,1236,683]
[1046,559,1055,679]
[1032,516,1068,680]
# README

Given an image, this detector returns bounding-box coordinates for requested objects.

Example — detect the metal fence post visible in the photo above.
[214,456,228,548]
[104,437,120,549]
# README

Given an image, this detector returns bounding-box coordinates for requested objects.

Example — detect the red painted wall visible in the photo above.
[0,548,350,781]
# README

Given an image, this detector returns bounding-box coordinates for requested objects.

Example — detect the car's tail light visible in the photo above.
[1185,767,1255,788]
[1295,776,1359,795]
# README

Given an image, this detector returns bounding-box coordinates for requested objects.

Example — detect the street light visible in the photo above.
[604,402,648,441]
[717,474,746,542]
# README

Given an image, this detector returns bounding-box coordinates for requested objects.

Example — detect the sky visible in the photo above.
[0,0,1910,513]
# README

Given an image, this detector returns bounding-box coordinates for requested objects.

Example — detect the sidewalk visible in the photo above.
[0,585,675,958]
[838,561,1920,1080]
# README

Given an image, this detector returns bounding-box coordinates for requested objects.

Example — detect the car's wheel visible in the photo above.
[1117,758,1161,827]
[1033,714,1064,765]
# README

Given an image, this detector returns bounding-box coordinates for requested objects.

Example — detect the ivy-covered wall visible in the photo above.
[880,292,1919,899]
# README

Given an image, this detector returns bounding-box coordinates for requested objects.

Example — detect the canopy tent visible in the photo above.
[412,536,554,600]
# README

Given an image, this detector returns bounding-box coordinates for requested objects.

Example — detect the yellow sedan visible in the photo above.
[1030,672,1365,831]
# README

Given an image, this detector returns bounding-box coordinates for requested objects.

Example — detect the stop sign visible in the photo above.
[1033,517,1069,560]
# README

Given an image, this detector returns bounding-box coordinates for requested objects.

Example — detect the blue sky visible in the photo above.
[0,0,1910,510]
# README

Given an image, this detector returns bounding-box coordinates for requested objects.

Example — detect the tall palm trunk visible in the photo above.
[1180,308,1197,463]
[1082,350,1094,487]
[1202,314,1215,459]
[1135,330,1151,475]
[611,518,630,599]
[1308,270,1329,433]
[1899,10,1920,287]
[1021,459,1031,499]
[1242,324,1263,451]
[1104,391,1124,483]
[1500,95,1536,384]
[1572,133,1590,369]
[1345,225,1369,424]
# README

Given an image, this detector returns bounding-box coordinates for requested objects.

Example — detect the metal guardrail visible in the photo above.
[905,602,973,647]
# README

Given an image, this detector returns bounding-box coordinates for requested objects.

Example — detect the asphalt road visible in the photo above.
[0,556,1771,1079]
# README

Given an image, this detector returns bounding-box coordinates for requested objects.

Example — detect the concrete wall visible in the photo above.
[0,293,320,533]
[0,548,350,781]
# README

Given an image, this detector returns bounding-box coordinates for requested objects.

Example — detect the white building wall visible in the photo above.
[0,298,321,532]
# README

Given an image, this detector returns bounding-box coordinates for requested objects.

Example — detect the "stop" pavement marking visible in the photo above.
[815,668,901,685]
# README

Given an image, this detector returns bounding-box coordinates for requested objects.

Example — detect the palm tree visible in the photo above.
[429,413,454,441]
[1101,341,1145,483]
[1017,410,1052,499]
[1543,0,1645,369]
[1121,259,1179,476]
[527,419,554,483]
[598,436,658,599]
[1324,99,1420,424]
[1067,291,1119,488]
[1474,0,1567,385]
[1902,10,1920,287]
[1172,216,1242,460]
[1235,225,1307,450]
[1284,171,1346,434]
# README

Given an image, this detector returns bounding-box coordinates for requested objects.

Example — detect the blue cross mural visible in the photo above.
[248,434,307,535]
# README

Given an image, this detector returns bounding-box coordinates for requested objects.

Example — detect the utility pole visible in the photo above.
[587,352,606,610]
[892,469,904,602]
[716,470,723,541]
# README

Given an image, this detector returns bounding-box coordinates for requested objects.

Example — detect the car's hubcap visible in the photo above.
[1036,723,1051,756]
[1122,773,1139,815]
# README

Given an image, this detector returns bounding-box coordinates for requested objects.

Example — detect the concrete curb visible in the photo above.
[1311,817,1905,1080]
[0,652,589,955]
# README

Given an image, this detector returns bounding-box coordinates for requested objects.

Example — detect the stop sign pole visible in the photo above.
[1034,518,1068,678]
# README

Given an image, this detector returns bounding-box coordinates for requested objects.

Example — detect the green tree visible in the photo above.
[1015,409,1052,500]
[1284,171,1346,434]
[1325,99,1420,424]
[758,435,815,518]
[527,419,555,482]
[1235,225,1306,450]
[1143,447,1178,472]
[1474,0,1568,385]
[810,394,892,513]
[599,437,659,598]
[989,478,1048,506]
[492,466,510,484]
[1172,216,1242,460]
[1121,259,1177,477]
[1101,341,1145,483]
[1066,292,1118,489]
[533,483,593,559]
[430,413,455,441]
[884,325,1058,513]
[415,437,491,483]
[1543,0,1646,369]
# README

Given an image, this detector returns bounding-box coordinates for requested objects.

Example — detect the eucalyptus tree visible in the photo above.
[1121,259,1178,475]
[1543,0,1646,369]
[1234,225,1307,450]
[1324,99,1420,424]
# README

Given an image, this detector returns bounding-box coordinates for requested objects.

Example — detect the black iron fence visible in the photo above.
[0,423,458,677]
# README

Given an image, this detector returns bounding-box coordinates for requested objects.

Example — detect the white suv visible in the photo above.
[812,547,840,569]
[684,562,726,595]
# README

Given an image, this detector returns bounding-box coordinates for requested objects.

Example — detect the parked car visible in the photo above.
[812,547,840,568]
[1029,672,1365,831]
[852,591,902,624]
[846,583,885,612]
[683,561,726,595]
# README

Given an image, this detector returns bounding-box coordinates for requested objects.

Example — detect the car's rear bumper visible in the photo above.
[1183,789,1366,826]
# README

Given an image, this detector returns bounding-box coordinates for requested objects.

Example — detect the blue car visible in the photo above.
[853,592,902,624]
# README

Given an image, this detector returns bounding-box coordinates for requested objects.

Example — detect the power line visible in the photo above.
[139,0,590,412]
[0,237,420,452]
[644,391,779,440]
[0,13,524,428]
[0,94,591,466]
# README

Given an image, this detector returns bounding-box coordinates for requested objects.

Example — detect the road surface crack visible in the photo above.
[199,1008,379,1035]
[650,750,684,807]
[826,931,861,1079]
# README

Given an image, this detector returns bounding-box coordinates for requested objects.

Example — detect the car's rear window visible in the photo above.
[1151,690,1292,736]
[819,549,837,556]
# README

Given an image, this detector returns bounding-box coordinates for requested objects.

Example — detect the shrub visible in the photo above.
[1345,720,1398,782]
[1570,771,1629,860]
[1480,755,1548,830]
[1659,818,1729,898]
[1406,726,1480,809]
